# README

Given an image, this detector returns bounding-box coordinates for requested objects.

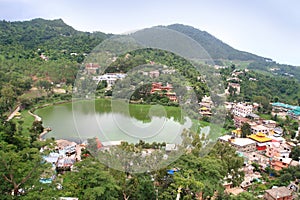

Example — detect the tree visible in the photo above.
[60,157,120,199]
[0,84,17,113]
[231,192,258,200]
[35,80,53,95]
[165,153,226,199]
[116,173,156,200]
[241,123,251,138]
[96,80,108,91]
[290,146,300,161]
[0,147,46,196]
[253,96,272,114]
[209,142,245,187]
[29,121,44,143]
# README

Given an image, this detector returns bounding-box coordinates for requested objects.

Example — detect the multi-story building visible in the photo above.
[150,82,177,102]
[232,103,253,117]
[266,142,291,159]
[251,124,269,135]
[247,132,272,151]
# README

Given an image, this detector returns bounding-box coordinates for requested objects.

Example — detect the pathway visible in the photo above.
[28,110,42,121]
[6,105,20,121]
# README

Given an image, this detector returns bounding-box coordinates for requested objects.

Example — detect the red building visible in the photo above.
[150,82,177,102]
[85,63,100,74]
[247,132,272,151]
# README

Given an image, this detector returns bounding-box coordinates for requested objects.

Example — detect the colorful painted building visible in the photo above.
[247,132,272,151]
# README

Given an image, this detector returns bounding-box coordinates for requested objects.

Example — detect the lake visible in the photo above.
[35,99,192,143]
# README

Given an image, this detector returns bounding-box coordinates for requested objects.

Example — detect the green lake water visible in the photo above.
[35,99,192,143]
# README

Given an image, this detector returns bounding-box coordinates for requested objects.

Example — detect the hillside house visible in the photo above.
[263,120,277,129]
[233,116,250,128]
[93,73,126,87]
[149,70,160,78]
[241,152,270,170]
[85,63,100,74]
[266,142,291,159]
[264,186,293,200]
[270,157,292,171]
[150,82,177,102]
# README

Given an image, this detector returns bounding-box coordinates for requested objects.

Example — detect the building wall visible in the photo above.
[232,103,253,118]
[233,143,256,153]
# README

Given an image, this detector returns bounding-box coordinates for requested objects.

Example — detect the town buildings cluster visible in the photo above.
[219,101,300,198]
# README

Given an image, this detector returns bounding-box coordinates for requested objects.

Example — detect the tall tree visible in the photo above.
[290,146,300,161]
[241,123,251,138]
[0,147,46,196]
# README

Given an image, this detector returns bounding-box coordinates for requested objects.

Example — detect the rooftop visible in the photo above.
[251,124,269,130]
[272,102,300,110]
[219,135,256,146]
[248,133,272,143]
[265,186,292,198]
[225,187,244,196]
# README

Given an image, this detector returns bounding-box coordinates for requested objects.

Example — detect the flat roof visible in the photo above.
[219,135,256,146]
[251,124,269,130]
[233,138,256,146]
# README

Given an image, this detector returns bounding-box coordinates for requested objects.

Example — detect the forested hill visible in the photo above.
[0,18,299,80]
[0,19,266,62]
[0,18,109,59]
[0,18,286,63]
[166,24,266,62]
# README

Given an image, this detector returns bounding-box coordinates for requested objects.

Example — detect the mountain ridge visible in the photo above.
[0,18,266,62]
[165,23,268,62]
[1,18,300,81]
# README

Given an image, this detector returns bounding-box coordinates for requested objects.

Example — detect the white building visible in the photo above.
[218,135,256,152]
[251,124,269,135]
[93,73,127,87]
[232,103,253,117]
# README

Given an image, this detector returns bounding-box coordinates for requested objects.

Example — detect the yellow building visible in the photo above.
[232,128,242,137]
[247,132,272,151]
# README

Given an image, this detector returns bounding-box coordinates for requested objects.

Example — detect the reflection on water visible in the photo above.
[36,99,192,143]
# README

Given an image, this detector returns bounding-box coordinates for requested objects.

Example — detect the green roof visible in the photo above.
[272,102,300,116]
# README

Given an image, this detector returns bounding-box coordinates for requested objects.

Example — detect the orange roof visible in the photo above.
[248,132,272,143]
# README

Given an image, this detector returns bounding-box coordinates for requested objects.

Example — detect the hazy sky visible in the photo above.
[1,0,300,66]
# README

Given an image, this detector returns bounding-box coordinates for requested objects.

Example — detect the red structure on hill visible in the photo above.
[150,82,177,102]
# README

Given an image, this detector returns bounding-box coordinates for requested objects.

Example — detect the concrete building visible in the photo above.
[218,135,256,152]
[93,73,127,87]
[266,142,291,159]
[247,132,272,151]
[270,157,293,171]
[232,103,253,117]
[251,124,269,135]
